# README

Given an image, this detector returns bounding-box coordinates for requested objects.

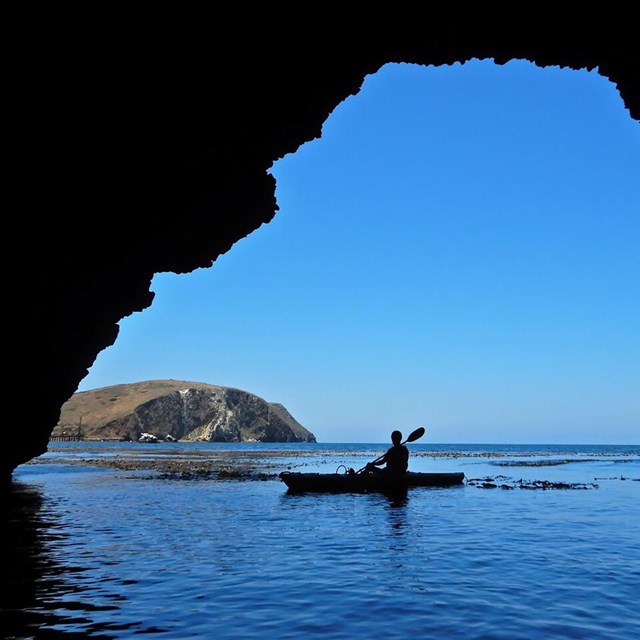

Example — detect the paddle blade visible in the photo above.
[406,426,425,443]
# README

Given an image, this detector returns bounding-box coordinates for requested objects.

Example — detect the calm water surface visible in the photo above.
[4,443,639,639]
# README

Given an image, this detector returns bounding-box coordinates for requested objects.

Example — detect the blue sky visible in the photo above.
[79,59,639,444]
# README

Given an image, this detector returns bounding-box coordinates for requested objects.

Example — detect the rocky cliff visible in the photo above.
[6,20,639,481]
[54,380,316,443]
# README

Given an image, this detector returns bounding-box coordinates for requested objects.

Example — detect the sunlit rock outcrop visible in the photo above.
[55,380,316,444]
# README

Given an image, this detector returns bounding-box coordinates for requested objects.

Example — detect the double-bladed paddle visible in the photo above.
[355,426,426,474]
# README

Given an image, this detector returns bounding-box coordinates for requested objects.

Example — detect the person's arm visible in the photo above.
[373,448,393,467]
[365,450,389,471]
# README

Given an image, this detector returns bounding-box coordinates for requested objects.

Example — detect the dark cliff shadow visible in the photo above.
[1,480,118,639]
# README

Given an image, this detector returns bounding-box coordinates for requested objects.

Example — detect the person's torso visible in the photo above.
[385,445,409,473]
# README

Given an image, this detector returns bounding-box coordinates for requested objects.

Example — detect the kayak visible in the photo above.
[279,470,465,494]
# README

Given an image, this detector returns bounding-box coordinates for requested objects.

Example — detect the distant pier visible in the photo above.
[50,433,85,441]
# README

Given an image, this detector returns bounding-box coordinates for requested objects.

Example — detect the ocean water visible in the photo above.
[3,442,639,639]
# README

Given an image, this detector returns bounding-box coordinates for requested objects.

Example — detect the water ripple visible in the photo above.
[5,445,639,639]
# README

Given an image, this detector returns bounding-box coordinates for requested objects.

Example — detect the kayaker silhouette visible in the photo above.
[364,430,409,476]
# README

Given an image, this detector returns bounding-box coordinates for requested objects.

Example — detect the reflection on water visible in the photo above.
[384,487,409,510]
[3,445,639,640]
[3,481,116,639]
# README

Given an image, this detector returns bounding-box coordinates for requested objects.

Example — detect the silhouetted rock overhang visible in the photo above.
[9,26,639,483]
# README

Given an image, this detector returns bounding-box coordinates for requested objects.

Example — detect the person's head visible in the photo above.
[391,430,402,445]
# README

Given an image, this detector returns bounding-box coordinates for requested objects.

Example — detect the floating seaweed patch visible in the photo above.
[467,476,598,490]
[490,459,594,467]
